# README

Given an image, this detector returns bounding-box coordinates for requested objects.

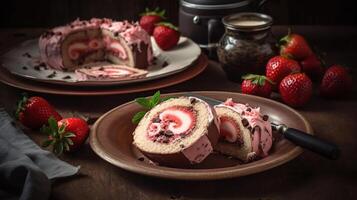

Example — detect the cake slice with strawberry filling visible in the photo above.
[133,96,220,167]
[214,98,273,162]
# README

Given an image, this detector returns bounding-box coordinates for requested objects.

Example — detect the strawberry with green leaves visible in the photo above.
[153,22,180,50]
[42,117,89,155]
[132,91,171,124]
[279,30,313,60]
[16,95,62,129]
[139,7,166,35]
[241,74,274,98]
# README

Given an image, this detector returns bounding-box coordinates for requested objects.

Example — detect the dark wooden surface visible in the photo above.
[1,26,357,199]
[0,0,356,27]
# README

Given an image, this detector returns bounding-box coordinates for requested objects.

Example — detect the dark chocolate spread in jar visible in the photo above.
[217,12,277,82]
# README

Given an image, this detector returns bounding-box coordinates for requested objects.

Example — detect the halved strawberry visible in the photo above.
[219,116,240,143]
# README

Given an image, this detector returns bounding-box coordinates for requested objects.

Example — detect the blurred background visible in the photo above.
[0,0,356,27]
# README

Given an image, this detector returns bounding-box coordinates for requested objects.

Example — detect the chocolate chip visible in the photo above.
[180,133,186,138]
[62,75,71,79]
[163,138,170,143]
[262,115,269,121]
[70,25,74,28]
[242,111,245,115]
[22,66,28,70]
[247,126,252,132]
[98,67,104,71]
[46,71,56,78]
[152,117,161,123]
[161,61,168,68]
[159,130,165,135]
[190,98,197,104]
[22,53,31,58]
[180,144,185,148]
[241,118,249,127]
[138,157,144,161]
[164,130,174,137]
[114,32,119,37]
[34,65,41,71]
[246,108,251,112]
[10,121,16,127]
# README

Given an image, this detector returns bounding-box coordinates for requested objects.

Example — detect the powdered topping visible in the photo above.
[147,106,196,144]
[218,98,273,157]
[75,65,148,81]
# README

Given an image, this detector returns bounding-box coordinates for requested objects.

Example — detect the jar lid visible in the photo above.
[222,12,273,32]
[180,0,251,10]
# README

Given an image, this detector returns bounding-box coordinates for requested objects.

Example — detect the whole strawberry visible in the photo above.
[241,74,274,98]
[320,65,352,98]
[279,31,313,60]
[279,73,312,107]
[301,54,325,80]
[16,96,62,129]
[266,56,301,86]
[139,7,166,35]
[153,22,180,50]
[42,117,89,155]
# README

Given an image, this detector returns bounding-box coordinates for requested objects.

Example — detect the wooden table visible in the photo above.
[1,26,357,200]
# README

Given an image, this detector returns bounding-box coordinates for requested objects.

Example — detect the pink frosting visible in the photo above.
[39,18,153,70]
[217,98,273,158]
[182,134,213,164]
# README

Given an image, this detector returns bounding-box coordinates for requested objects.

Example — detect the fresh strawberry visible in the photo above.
[266,56,301,86]
[139,7,166,35]
[241,74,274,98]
[320,65,352,98]
[279,73,313,107]
[153,22,180,50]
[279,31,313,60]
[42,117,89,155]
[16,95,62,129]
[300,54,325,80]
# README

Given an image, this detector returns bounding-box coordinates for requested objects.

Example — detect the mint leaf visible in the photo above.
[150,91,161,107]
[135,97,151,109]
[132,111,146,124]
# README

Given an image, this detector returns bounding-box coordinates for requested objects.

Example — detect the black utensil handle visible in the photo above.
[284,128,340,160]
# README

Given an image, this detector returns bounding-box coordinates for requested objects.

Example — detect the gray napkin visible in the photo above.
[0,107,80,200]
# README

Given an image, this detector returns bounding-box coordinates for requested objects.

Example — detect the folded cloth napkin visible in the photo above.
[0,107,79,200]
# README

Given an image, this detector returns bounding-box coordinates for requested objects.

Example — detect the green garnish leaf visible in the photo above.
[132,91,173,124]
[132,111,146,124]
[150,91,161,107]
[135,97,151,109]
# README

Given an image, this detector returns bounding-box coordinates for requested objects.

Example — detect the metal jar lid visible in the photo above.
[222,12,273,32]
[180,0,252,10]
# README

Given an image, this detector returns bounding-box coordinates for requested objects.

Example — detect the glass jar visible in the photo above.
[217,12,277,82]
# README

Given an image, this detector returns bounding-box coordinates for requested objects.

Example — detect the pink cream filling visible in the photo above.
[68,37,128,60]
[147,106,196,143]
[220,98,273,157]
[219,116,240,143]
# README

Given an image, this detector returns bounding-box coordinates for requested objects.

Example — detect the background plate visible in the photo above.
[90,91,313,180]
[0,37,200,86]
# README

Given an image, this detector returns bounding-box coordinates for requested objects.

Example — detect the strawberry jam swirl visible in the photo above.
[147,106,197,144]
[218,98,273,157]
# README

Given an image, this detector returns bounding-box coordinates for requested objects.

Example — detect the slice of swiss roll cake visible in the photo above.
[214,98,273,162]
[133,96,219,167]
